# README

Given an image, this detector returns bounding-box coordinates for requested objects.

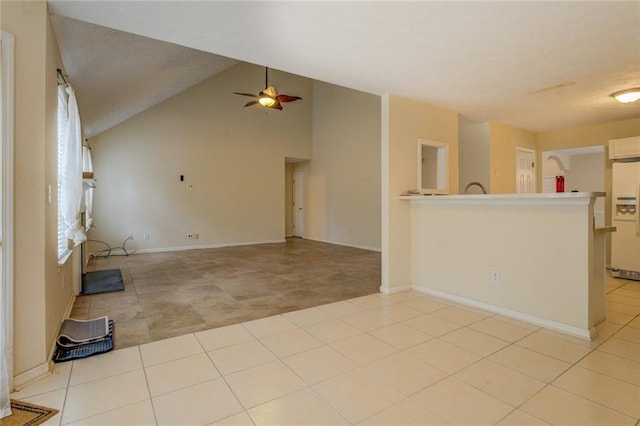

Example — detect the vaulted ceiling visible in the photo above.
[48,1,640,139]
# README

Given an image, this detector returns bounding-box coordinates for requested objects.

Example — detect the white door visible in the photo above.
[292,172,304,237]
[516,148,536,193]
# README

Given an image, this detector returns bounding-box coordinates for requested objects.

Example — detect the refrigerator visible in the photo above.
[611,160,640,280]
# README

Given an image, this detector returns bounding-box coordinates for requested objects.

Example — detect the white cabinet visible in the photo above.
[609,136,640,160]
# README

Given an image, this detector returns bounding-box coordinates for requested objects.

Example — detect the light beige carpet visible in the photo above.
[0,400,58,426]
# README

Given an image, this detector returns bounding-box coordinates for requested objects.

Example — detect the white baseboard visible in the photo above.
[13,362,51,391]
[301,236,381,253]
[412,285,596,341]
[126,239,287,254]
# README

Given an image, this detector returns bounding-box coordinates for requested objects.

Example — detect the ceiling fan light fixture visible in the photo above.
[259,96,276,107]
[611,88,640,104]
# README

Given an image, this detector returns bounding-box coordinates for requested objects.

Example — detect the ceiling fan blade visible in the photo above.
[234,92,258,98]
[276,94,302,103]
[243,100,259,107]
[269,100,283,110]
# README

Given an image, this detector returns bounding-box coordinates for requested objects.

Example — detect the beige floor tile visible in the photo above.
[605,310,637,325]
[358,399,447,425]
[303,318,362,343]
[552,366,640,418]
[397,296,451,314]
[62,370,149,424]
[491,314,542,331]
[516,331,592,363]
[225,360,307,408]
[139,333,204,367]
[22,388,66,426]
[283,346,357,384]
[329,333,397,365]
[358,351,447,396]
[410,377,513,425]
[520,385,635,425]
[401,313,462,337]
[378,303,423,323]
[489,344,571,383]
[247,387,349,425]
[210,411,254,425]
[69,346,142,386]
[628,315,640,328]
[208,340,276,375]
[241,315,298,338]
[282,307,334,327]
[153,378,243,425]
[348,293,393,309]
[10,362,72,400]
[317,300,367,318]
[608,293,640,307]
[368,323,432,349]
[67,400,156,426]
[577,349,640,386]
[341,310,397,331]
[430,305,490,326]
[406,338,481,373]
[607,301,640,315]
[440,327,510,357]
[313,370,404,424]
[496,409,551,425]
[597,336,640,362]
[259,328,322,358]
[616,324,640,343]
[454,359,546,406]
[146,352,220,397]
[195,324,255,351]
[470,317,536,342]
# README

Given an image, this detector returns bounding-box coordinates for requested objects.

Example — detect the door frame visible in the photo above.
[1,29,15,391]
[515,147,537,193]
[292,172,304,237]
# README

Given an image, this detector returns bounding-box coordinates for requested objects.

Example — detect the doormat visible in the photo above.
[52,320,114,363]
[0,400,58,426]
[82,269,124,295]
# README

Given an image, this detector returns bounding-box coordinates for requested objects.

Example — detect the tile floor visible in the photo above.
[11,275,640,425]
[74,238,381,349]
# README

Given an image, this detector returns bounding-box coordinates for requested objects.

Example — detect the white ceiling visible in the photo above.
[48,1,640,139]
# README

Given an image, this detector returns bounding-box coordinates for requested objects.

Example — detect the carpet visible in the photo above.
[0,400,58,426]
[82,269,124,295]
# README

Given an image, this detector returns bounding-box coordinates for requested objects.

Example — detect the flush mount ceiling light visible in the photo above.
[234,67,302,110]
[611,88,640,104]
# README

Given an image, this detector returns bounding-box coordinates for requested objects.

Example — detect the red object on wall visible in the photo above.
[555,176,565,192]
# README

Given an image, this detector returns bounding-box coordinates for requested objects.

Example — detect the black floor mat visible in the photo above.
[82,269,124,295]
[52,320,114,363]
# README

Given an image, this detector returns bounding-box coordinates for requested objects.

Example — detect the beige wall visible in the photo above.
[458,117,490,193]
[295,81,381,251]
[382,95,458,291]
[489,123,537,194]
[1,1,76,381]
[88,63,312,251]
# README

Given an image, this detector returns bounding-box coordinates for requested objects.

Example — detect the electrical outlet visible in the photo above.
[491,270,500,282]
[143,232,149,240]
[187,233,199,239]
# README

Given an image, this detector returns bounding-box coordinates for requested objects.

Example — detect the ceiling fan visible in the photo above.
[234,67,302,110]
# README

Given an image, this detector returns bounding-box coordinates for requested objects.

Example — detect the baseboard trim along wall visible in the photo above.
[122,239,287,255]
[13,362,50,391]
[380,284,412,294]
[412,285,597,341]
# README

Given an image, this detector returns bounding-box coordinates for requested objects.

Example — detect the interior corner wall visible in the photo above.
[88,63,312,252]
[295,81,381,251]
[382,95,458,292]
[489,123,536,194]
[458,117,490,193]
[2,0,75,381]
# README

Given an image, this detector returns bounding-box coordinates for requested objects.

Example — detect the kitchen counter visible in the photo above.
[404,191,611,340]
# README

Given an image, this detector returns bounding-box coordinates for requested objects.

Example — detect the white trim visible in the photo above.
[301,236,381,253]
[380,284,411,294]
[127,239,287,254]
[412,285,596,340]
[13,363,51,391]
[1,29,15,392]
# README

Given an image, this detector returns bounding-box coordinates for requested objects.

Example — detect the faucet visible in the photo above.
[464,181,488,194]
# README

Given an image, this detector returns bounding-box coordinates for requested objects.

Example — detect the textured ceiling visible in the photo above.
[48,1,640,137]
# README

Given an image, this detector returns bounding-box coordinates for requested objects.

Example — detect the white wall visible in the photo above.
[565,152,605,226]
[295,81,381,251]
[88,63,312,252]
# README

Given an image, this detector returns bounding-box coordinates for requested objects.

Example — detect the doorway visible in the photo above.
[292,172,304,237]
[515,147,536,193]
